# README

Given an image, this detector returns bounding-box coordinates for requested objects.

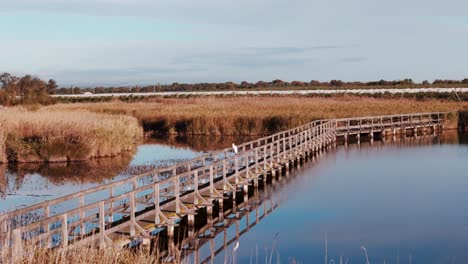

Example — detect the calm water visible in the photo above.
[189,133,468,264]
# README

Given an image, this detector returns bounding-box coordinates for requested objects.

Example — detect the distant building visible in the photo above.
[83,92,93,95]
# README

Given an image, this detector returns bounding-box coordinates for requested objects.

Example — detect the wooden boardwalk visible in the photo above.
[0,112,446,259]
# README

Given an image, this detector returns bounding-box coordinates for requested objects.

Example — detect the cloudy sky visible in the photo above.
[1,0,468,86]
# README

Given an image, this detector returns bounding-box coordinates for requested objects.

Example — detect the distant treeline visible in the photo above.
[2,72,468,105]
[55,78,468,94]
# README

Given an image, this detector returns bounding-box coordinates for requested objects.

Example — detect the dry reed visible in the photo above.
[45,96,467,136]
[0,108,143,163]
[2,246,165,264]
[0,123,6,163]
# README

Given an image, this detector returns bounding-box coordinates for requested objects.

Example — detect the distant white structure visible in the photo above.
[232,143,238,154]
[83,92,93,95]
[51,87,468,99]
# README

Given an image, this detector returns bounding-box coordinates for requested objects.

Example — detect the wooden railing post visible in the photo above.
[12,228,23,262]
[44,205,51,248]
[174,177,180,215]
[254,148,259,174]
[61,214,68,247]
[79,196,85,236]
[99,201,106,248]
[270,142,274,166]
[193,169,199,205]
[209,165,214,197]
[154,183,160,225]
[109,188,114,223]
[130,191,136,236]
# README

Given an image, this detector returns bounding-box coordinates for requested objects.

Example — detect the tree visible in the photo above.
[46,79,58,94]
[272,79,284,86]
[330,80,343,87]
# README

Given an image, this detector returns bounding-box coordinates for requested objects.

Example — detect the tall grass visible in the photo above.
[0,123,6,163]
[46,96,467,136]
[0,108,143,163]
[1,245,165,264]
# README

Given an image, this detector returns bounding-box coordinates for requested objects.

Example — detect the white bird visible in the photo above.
[234,240,239,251]
[232,143,238,154]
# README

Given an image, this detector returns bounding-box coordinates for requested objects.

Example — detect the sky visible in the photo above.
[1,0,468,86]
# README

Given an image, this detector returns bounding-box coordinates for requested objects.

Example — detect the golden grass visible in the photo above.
[2,246,167,264]
[45,96,467,135]
[0,123,6,163]
[0,108,143,163]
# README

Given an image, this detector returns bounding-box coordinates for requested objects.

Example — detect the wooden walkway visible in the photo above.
[0,112,446,259]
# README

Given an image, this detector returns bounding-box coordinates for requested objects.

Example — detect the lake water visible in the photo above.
[1,132,467,263]
[184,132,468,264]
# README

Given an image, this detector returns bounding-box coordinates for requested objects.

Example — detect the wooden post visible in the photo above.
[109,188,114,223]
[234,154,239,182]
[62,214,68,247]
[193,169,199,205]
[79,195,85,236]
[44,205,51,247]
[130,192,136,237]
[270,142,274,167]
[282,137,287,160]
[12,228,23,262]
[222,160,227,191]
[154,183,160,225]
[209,165,214,204]
[99,201,106,248]
[254,148,259,175]
[174,176,180,215]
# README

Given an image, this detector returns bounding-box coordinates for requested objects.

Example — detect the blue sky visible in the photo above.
[1,0,468,86]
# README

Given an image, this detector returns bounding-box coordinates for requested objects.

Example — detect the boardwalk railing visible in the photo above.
[0,112,445,254]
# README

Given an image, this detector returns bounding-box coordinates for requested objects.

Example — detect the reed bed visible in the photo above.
[0,123,6,163]
[0,108,142,163]
[1,246,166,264]
[46,96,467,136]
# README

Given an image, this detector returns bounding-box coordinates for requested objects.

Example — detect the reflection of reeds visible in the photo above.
[45,96,467,136]
[0,240,170,264]
[0,152,133,199]
[0,108,142,163]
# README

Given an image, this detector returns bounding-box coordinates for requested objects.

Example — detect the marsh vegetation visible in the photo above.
[46,96,467,136]
[0,108,142,163]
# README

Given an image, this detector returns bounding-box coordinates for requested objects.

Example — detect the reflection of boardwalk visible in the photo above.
[178,158,297,264]
[0,112,446,260]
